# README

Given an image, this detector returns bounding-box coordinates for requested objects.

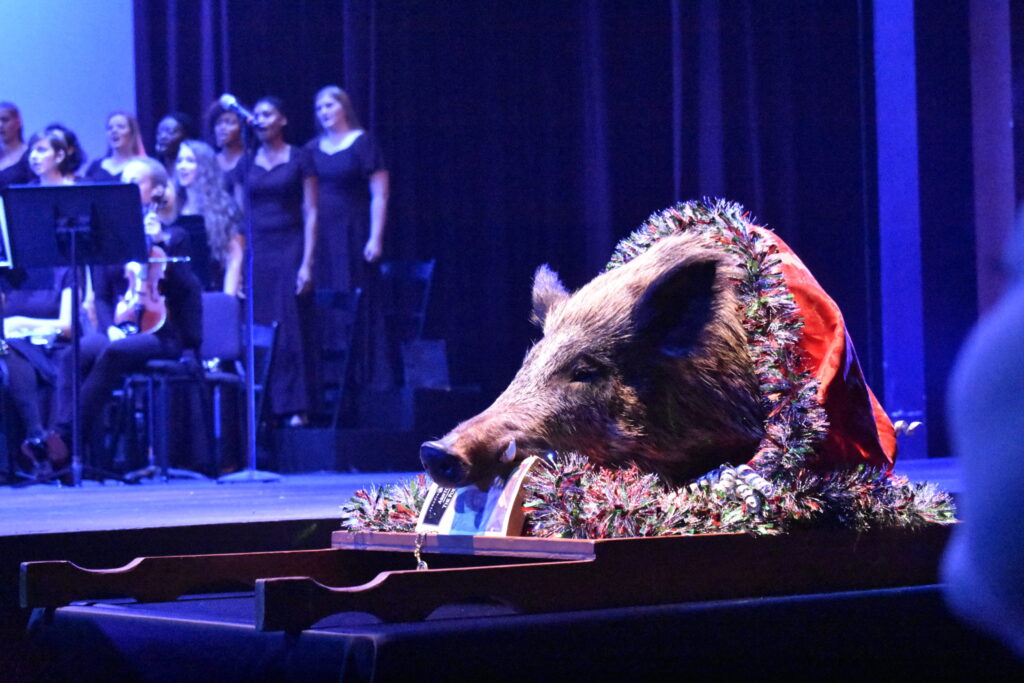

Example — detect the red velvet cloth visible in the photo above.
[754,226,897,470]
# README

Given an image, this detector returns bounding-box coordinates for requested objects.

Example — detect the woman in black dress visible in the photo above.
[308,85,388,291]
[234,97,318,426]
[307,86,389,397]
[0,101,31,189]
[83,111,146,183]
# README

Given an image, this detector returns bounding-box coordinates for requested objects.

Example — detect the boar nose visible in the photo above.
[420,441,469,488]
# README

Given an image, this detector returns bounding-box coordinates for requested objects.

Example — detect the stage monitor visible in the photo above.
[0,183,148,269]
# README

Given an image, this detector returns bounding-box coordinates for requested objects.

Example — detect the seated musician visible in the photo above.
[1,128,82,478]
[52,157,203,461]
[2,268,73,479]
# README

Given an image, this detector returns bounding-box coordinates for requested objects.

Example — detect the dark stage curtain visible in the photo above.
[134,0,887,417]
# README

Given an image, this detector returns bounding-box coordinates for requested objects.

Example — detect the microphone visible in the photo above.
[219,93,256,124]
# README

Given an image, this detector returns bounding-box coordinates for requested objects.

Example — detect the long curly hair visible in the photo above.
[175,139,240,265]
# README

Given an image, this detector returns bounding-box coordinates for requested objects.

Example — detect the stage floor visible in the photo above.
[0,471,417,537]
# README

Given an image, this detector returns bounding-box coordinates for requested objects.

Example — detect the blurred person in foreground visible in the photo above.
[942,207,1024,659]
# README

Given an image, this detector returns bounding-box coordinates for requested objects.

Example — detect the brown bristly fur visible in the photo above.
[426,231,765,487]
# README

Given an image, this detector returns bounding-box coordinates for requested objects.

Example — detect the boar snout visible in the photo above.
[421,427,529,488]
[420,440,471,488]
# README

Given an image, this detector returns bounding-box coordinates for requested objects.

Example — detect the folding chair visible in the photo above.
[312,288,361,429]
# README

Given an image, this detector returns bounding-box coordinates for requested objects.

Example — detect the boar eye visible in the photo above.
[569,361,604,384]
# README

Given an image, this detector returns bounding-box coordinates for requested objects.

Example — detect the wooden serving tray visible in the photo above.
[334,530,597,560]
[21,525,953,632]
[257,525,951,629]
[19,546,549,609]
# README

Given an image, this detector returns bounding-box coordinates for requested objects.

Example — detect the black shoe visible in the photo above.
[44,432,70,470]
[44,432,73,485]
[18,438,54,480]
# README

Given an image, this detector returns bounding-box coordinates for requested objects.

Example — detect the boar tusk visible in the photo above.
[500,440,517,463]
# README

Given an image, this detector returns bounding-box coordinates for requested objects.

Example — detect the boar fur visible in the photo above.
[420,228,767,488]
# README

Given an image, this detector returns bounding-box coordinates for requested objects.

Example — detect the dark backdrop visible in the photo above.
[133,0,981,457]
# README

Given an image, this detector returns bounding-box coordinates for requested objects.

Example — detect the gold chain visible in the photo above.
[413,532,432,570]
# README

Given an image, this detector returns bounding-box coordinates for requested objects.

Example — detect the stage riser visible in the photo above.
[19,586,1024,679]
[274,428,424,473]
[274,386,488,473]
[356,386,487,434]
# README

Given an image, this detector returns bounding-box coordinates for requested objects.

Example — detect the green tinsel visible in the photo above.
[521,453,955,538]
[338,199,957,538]
[607,200,829,480]
[338,457,956,539]
[339,474,430,533]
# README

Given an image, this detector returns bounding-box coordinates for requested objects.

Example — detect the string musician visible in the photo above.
[52,157,204,460]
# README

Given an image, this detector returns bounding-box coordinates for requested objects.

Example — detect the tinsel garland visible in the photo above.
[607,199,828,480]
[520,453,954,538]
[339,199,956,537]
[339,475,431,533]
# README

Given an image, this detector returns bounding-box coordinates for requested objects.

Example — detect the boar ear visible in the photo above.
[531,264,569,327]
[634,260,718,357]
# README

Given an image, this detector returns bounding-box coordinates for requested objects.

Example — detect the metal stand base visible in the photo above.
[124,464,209,484]
[14,460,124,488]
[217,468,281,484]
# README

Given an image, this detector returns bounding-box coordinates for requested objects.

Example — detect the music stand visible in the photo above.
[1,183,148,486]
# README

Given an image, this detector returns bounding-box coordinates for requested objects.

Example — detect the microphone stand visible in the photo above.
[220,115,280,483]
